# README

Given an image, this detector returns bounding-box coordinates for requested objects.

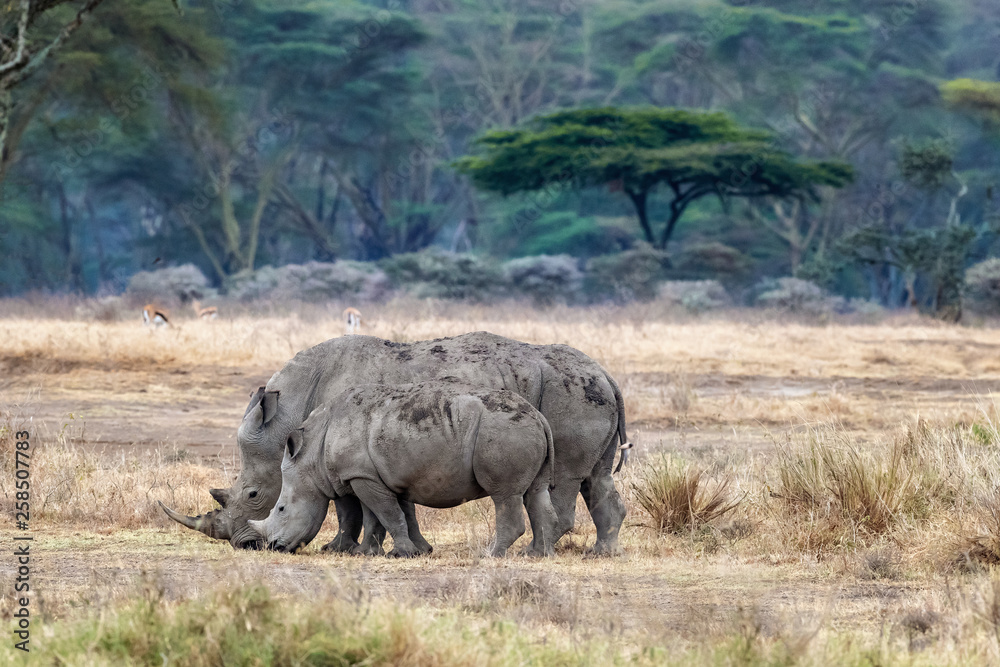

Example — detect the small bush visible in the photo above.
[381,249,501,301]
[584,243,670,302]
[502,254,583,305]
[753,277,846,315]
[671,241,750,280]
[658,280,730,312]
[74,296,129,322]
[634,455,740,534]
[225,261,390,302]
[964,258,1000,314]
[126,264,213,306]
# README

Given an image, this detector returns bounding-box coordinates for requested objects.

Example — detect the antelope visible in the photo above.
[343,307,361,335]
[192,299,218,320]
[142,304,170,328]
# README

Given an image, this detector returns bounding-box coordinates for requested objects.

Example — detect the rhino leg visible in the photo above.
[523,486,557,557]
[548,476,584,544]
[357,499,432,555]
[581,445,626,556]
[320,496,365,554]
[358,504,386,556]
[401,499,433,554]
[490,494,526,557]
[350,479,420,558]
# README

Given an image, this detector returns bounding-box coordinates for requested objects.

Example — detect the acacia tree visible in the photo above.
[1,0,111,182]
[456,107,852,250]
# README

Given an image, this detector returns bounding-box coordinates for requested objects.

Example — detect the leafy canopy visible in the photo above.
[456,107,853,249]
[942,79,1000,129]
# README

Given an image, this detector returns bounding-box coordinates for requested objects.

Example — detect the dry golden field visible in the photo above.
[6,299,1000,664]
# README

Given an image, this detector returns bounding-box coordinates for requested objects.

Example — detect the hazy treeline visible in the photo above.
[1,0,998,312]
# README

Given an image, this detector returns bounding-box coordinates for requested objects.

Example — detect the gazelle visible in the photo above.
[192,299,218,320]
[343,307,361,335]
[142,304,170,328]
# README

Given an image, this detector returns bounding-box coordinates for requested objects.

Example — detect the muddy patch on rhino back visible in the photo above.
[479,390,533,422]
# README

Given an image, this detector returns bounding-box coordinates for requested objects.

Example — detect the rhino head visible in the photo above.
[160,387,289,550]
[248,423,331,553]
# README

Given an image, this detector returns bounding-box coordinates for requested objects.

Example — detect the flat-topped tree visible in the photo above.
[455,107,854,250]
[942,79,1000,129]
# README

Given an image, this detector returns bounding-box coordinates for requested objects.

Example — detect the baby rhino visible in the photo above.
[249,381,558,557]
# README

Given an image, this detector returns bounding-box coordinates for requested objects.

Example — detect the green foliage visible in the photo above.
[457,106,853,250]
[495,211,633,258]
[964,258,1000,315]
[942,78,1000,128]
[900,139,955,192]
[3,0,1000,304]
[838,224,976,318]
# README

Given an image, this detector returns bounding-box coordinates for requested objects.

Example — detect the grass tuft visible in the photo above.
[633,454,740,534]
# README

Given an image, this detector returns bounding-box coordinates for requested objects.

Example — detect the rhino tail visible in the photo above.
[542,413,555,491]
[607,373,632,474]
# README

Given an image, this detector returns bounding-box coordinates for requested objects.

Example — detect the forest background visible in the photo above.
[2,0,1000,317]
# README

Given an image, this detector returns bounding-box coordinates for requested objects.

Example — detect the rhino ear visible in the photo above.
[286,429,303,460]
[244,387,265,418]
[209,488,230,508]
[262,391,279,426]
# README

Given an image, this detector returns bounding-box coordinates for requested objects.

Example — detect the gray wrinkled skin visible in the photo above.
[249,383,557,557]
[161,331,628,553]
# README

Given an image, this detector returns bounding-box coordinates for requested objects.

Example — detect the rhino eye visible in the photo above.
[278,506,285,512]
[248,491,258,499]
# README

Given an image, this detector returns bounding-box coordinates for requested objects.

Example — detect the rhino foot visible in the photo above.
[523,545,553,558]
[358,542,386,556]
[386,546,420,558]
[586,540,622,557]
[320,535,362,554]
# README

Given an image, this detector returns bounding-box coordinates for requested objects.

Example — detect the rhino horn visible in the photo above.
[158,501,230,540]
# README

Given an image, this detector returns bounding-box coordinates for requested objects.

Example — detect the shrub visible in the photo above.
[125,264,213,306]
[225,261,390,302]
[381,249,501,301]
[502,254,583,305]
[633,455,740,534]
[671,241,750,281]
[658,280,730,313]
[74,296,129,322]
[964,258,1000,314]
[753,277,847,315]
[584,243,670,302]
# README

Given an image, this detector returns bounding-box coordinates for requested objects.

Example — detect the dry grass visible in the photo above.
[0,406,228,531]
[9,299,1000,662]
[633,454,740,534]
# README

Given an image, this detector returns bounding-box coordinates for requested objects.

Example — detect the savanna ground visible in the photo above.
[6,298,1000,664]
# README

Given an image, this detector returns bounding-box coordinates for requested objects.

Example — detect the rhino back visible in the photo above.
[265,331,618,477]
[331,383,484,507]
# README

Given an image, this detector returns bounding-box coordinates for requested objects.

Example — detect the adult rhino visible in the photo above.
[159,331,629,554]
